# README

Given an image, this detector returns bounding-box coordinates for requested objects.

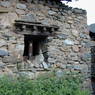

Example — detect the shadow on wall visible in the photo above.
[89,31,95,94]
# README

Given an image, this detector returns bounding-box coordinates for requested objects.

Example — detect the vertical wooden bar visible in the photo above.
[29,42,33,59]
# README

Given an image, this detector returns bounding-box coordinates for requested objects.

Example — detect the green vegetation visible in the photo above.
[0,72,90,95]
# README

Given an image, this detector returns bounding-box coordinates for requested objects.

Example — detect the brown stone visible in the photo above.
[0,13,11,27]
[0,7,10,13]
[8,12,18,24]
[67,20,73,24]
[72,29,79,37]
[59,47,70,52]
[72,45,79,52]
[79,47,87,53]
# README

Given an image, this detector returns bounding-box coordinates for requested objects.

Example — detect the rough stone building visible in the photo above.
[0,0,91,87]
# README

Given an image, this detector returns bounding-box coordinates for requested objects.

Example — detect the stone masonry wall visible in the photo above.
[0,0,91,82]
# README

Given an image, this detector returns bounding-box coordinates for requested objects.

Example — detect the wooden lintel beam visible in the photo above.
[15,20,59,30]
[14,20,59,35]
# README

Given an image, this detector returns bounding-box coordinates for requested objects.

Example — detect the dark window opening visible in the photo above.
[23,35,47,61]
[32,41,40,56]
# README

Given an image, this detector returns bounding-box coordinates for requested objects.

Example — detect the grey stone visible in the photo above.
[16,9,25,15]
[89,23,95,33]
[81,53,91,61]
[0,62,6,68]
[72,45,79,52]
[9,37,16,42]
[16,3,27,10]
[74,41,79,45]
[64,39,74,45]
[16,44,24,51]
[69,53,78,57]
[85,42,91,48]
[57,34,68,40]
[42,62,48,69]
[0,1,11,8]
[73,65,81,70]
[41,19,49,25]
[84,41,95,48]
[7,12,18,24]
[0,25,4,30]
[60,64,66,69]
[55,70,64,78]
[67,20,73,24]
[47,37,53,42]
[32,53,45,64]
[65,23,71,29]
[72,30,79,37]
[60,16,65,21]
[21,13,37,22]
[73,8,85,14]
[48,10,56,15]
[71,56,79,61]
[81,65,88,73]
[34,63,40,68]
[2,33,13,38]
[48,58,56,63]
[80,33,87,38]
[66,64,73,69]
[0,50,9,57]
[19,71,35,79]
[28,67,37,73]
[0,40,7,47]
[2,56,17,64]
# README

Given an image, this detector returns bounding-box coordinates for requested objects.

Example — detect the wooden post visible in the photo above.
[29,43,33,59]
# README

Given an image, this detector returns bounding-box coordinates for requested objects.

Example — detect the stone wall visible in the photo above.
[0,0,91,82]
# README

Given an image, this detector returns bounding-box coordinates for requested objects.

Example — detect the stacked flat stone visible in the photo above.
[0,0,91,90]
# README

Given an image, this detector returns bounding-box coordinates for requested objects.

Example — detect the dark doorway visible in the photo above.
[89,31,95,94]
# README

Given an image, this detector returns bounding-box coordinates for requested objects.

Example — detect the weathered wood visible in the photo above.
[15,20,59,29]
[14,20,59,36]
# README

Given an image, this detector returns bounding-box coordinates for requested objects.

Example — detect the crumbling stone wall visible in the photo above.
[0,0,91,83]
